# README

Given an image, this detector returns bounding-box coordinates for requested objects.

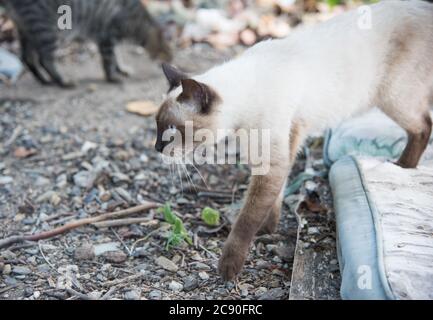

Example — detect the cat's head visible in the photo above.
[146,28,173,63]
[155,63,221,156]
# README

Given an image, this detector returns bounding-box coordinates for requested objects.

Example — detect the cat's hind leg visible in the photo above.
[380,102,432,168]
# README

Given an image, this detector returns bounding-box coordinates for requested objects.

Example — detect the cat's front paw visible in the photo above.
[218,241,248,281]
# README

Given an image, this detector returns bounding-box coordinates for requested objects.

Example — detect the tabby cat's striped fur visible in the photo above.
[4,0,172,87]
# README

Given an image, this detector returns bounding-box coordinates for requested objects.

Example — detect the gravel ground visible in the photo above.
[0,43,340,300]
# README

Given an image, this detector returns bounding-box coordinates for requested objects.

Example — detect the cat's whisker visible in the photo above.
[182,163,197,192]
[189,162,209,190]
[175,163,184,194]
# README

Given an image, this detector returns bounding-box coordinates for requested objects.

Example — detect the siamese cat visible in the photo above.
[155,0,433,281]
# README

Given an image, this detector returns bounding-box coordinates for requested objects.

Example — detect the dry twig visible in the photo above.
[0,202,158,249]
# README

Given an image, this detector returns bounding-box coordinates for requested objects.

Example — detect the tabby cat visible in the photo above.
[3,0,172,87]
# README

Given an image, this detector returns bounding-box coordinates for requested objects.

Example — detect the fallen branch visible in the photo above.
[93,217,152,228]
[0,202,159,249]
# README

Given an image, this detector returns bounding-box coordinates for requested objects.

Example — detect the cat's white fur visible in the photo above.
[170,0,433,150]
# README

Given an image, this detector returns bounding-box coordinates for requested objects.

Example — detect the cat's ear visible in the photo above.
[178,79,219,114]
[162,63,187,91]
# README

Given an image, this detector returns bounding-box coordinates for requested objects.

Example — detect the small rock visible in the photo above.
[155,256,178,272]
[24,287,34,297]
[12,266,31,275]
[124,289,141,300]
[1,250,16,260]
[168,280,183,292]
[33,291,41,299]
[4,276,17,286]
[256,260,271,270]
[73,171,91,188]
[258,288,287,300]
[81,141,98,154]
[94,242,120,256]
[198,271,209,280]
[115,187,133,203]
[190,262,210,271]
[103,251,128,263]
[254,287,268,297]
[111,172,130,184]
[0,176,13,185]
[56,174,68,189]
[183,275,198,292]
[148,290,161,300]
[34,176,50,187]
[74,244,95,261]
[2,264,11,275]
[99,190,111,202]
[307,227,320,235]
[274,244,295,262]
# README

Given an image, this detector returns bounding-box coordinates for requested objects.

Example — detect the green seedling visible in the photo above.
[158,203,192,250]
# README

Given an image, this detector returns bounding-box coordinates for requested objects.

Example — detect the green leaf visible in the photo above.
[201,207,221,226]
[158,203,177,225]
[159,202,192,250]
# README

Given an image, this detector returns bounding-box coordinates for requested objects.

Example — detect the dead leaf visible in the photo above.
[13,147,37,159]
[126,101,159,117]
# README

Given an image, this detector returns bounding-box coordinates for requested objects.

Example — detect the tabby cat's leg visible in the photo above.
[38,50,74,88]
[98,40,122,83]
[19,35,50,85]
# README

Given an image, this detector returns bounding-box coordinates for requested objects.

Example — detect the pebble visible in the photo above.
[34,176,50,187]
[308,227,320,235]
[73,171,91,188]
[111,172,130,184]
[12,266,32,275]
[1,250,16,260]
[274,244,295,262]
[254,287,268,297]
[33,291,41,299]
[255,260,271,270]
[115,187,133,203]
[155,256,178,272]
[168,280,183,292]
[94,242,120,256]
[258,288,286,300]
[183,275,199,292]
[190,262,210,271]
[56,174,68,189]
[3,264,12,275]
[74,244,96,261]
[198,272,209,280]
[4,276,17,286]
[124,289,141,300]
[148,290,162,300]
[103,251,128,263]
[0,176,13,185]
[24,287,34,297]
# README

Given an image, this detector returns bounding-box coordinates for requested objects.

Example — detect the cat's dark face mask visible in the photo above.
[154,64,221,156]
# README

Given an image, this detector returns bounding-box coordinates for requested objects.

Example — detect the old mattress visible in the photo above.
[326,109,433,300]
